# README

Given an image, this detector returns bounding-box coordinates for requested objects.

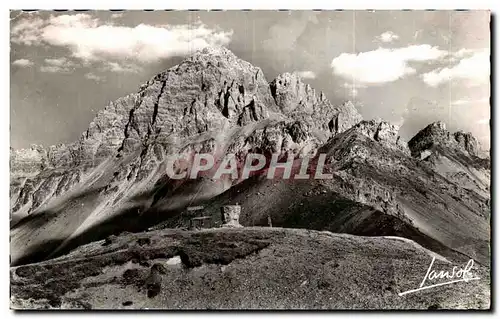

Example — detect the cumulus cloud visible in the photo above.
[331,45,448,85]
[12,58,33,67]
[376,31,399,43]
[11,17,45,45]
[296,71,316,79]
[421,49,490,87]
[85,72,105,82]
[11,13,233,71]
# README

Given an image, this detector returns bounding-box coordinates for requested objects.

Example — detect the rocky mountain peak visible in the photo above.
[184,46,254,72]
[453,131,479,157]
[269,72,319,113]
[408,121,479,158]
[269,73,362,137]
[348,119,410,154]
[194,46,238,59]
[10,47,366,220]
[80,47,280,159]
[10,145,47,176]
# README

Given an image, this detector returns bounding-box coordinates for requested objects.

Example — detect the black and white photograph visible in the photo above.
[9,8,491,310]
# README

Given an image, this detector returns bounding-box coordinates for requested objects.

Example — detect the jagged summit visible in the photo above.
[196,46,237,57]
[408,121,479,158]
[182,46,255,73]
[270,72,323,112]
[269,72,362,137]
[347,119,410,154]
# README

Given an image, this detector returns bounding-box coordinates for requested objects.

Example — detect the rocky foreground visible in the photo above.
[10,227,490,310]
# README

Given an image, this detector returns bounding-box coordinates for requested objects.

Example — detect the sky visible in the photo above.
[10,10,491,150]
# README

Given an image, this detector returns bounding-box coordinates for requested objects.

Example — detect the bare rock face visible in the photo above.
[408,121,479,158]
[346,120,410,155]
[453,131,479,157]
[221,205,242,228]
[270,73,362,137]
[334,101,365,134]
[10,145,47,177]
[119,46,277,153]
[226,120,319,161]
[270,72,318,113]
[81,93,139,162]
[408,122,489,197]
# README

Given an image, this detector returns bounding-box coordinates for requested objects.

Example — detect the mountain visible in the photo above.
[10,47,490,309]
[10,47,363,265]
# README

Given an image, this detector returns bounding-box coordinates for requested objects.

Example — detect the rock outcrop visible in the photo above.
[117,46,279,153]
[347,120,410,155]
[270,73,362,137]
[10,145,47,177]
[453,131,480,157]
[407,122,490,198]
[10,48,365,220]
[408,121,480,158]
[196,116,490,266]
[221,205,242,227]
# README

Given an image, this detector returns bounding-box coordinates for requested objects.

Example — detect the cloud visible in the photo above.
[40,65,71,73]
[103,61,141,73]
[110,13,124,19]
[39,57,76,73]
[451,97,489,106]
[12,58,33,67]
[376,31,399,43]
[421,49,490,87]
[45,57,73,67]
[296,71,316,79]
[331,45,448,85]
[11,17,45,45]
[11,13,233,69]
[85,72,105,82]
